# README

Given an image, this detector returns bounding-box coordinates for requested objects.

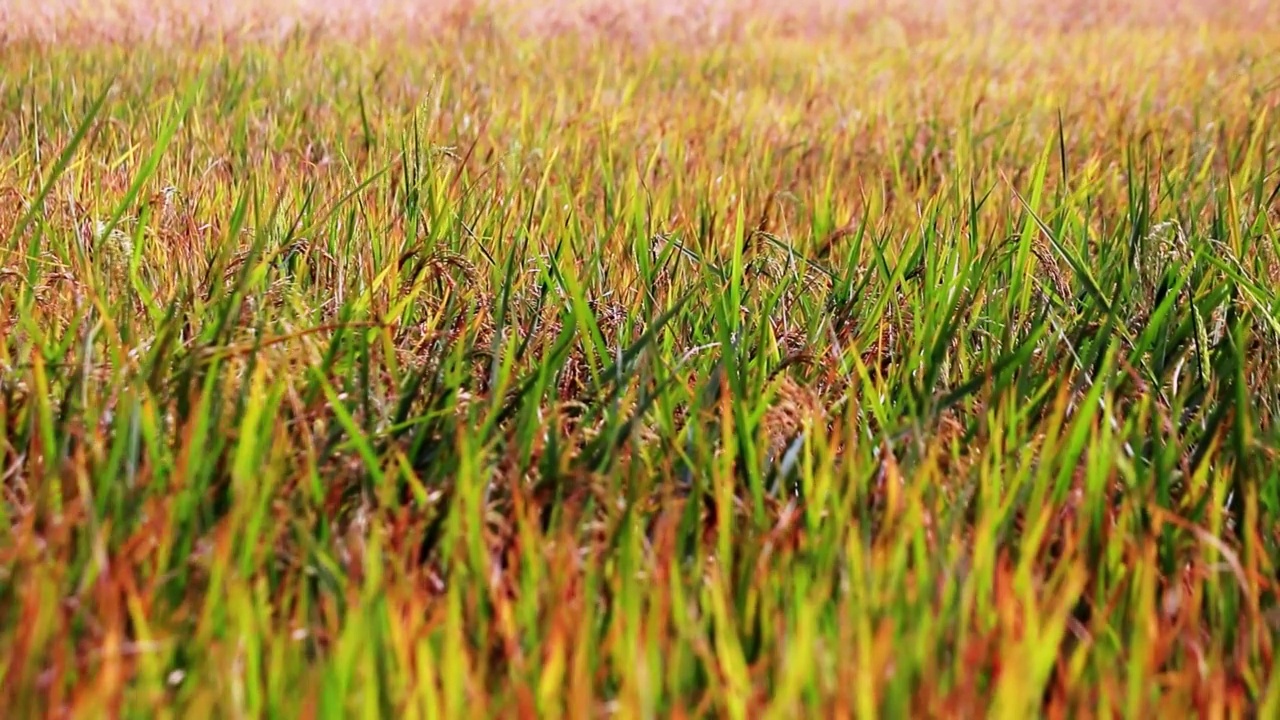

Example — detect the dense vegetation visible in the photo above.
[2,2,1279,716]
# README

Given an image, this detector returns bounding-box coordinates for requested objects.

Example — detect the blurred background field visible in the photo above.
[4,0,1278,44]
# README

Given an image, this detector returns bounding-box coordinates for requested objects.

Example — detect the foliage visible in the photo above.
[2,3,1279,716]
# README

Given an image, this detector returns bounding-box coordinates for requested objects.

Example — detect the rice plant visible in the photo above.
[1,1,1279,716]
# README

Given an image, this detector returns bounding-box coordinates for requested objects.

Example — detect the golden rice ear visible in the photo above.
[761,374,825,460]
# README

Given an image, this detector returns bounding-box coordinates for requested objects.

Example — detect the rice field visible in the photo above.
[2,1,1280,716]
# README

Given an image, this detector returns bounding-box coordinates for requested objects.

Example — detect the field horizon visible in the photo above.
[4,0,1280,46]
[2,1,1279,717]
